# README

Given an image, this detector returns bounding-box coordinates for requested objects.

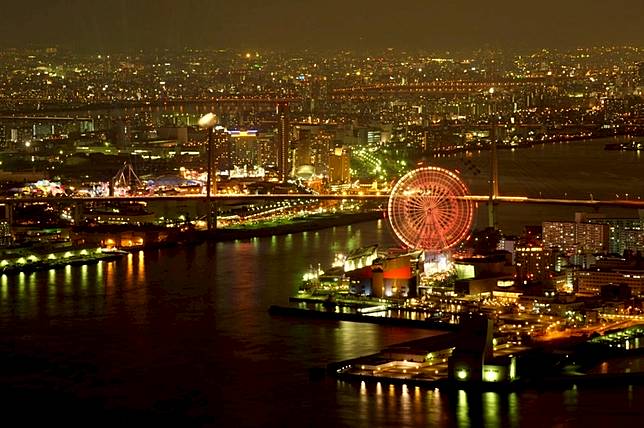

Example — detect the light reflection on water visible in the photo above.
[457,389,469,428]
[0,220,641,425]
[0,275,7,301]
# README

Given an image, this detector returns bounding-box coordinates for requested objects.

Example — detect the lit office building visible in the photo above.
[514,245,553,284]
[542,221,608,254]
[588,217,644,255]
[328,146,351,184]
[212,127,232,172]
[228,129,259,168]
[310,131,333,174]
[543,222,576,254]
[293,135,312,174]
[0,221,11,247]
[576,269,644,296]
[258,133,278,169]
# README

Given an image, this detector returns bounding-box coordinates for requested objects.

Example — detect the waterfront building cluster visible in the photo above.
[295,209,644,386]
[304,210,644,299]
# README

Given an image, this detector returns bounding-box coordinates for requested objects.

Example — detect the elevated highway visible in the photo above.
[1,194,643,209]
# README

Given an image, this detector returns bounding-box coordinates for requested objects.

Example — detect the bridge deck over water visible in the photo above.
[1,194,643,209]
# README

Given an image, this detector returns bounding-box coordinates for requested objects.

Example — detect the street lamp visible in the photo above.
[199,112,217,231]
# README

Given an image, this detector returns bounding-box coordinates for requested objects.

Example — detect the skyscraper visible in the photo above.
[212,127,231,172]
[542,220,608,255]
[228,129,259,168]
[328,146,351,184]
[514,244,556,284]
[277,101,290,182]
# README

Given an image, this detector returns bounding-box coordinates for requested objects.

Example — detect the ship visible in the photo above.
[85,201,155,225]
[604,140,643,151]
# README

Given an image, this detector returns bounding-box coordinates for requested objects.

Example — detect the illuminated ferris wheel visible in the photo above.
[387,167,474,252]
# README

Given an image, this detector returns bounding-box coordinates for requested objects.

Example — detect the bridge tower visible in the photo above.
[488,124,499,229]
[487,89,500,229]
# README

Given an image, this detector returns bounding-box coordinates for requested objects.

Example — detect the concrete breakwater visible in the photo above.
[211,211,382,241]
[268,304,458,331]
[0,248,126,275]
[72,211,383,250]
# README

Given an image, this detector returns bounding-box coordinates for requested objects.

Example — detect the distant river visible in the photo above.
[432,136,642,200]
[0,138,643,426]
[428,135,643,234]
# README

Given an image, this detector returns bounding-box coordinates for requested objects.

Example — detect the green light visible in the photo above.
[456,369,468,381]
[509,358,517,380]
[483,369,500,382]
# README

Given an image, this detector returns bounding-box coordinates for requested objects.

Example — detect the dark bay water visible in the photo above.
[0,138,643,426]
[1,220,643,427]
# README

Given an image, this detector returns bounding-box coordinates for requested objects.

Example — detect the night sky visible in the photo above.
[1,0,643,51]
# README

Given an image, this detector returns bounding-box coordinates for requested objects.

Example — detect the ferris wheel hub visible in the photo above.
[387,167,475,253]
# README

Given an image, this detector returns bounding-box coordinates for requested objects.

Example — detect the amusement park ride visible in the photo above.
[386,166,475,280]
[112,162,143,197]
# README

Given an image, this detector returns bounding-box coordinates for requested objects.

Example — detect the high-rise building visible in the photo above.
[0,221,11,247]
[588,217,644,255]
[0,124,6,150]
[542,221,608,254]
[293,128,312,175]
[542,222,576,253]
[257,133,278,169]
[293,139,311,174]
[514,244,553,284]
[212,127,231,172]
[294,125,334,175]
[328,146,351,184]
[277,102,290,181]
[310,131,333,174]
[576,222,609,253]
[228,129,259,168]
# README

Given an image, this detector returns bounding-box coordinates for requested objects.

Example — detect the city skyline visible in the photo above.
[0,1,643,52]
[1,4,643,424]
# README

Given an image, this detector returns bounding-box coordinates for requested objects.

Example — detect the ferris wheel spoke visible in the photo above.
[427,211,449,250]
[432,192,452,208]
[419,221,436,248]
[388,167,474,252]
[410,198,427,210]
[432,207,454,225]
[409,213,427,230]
